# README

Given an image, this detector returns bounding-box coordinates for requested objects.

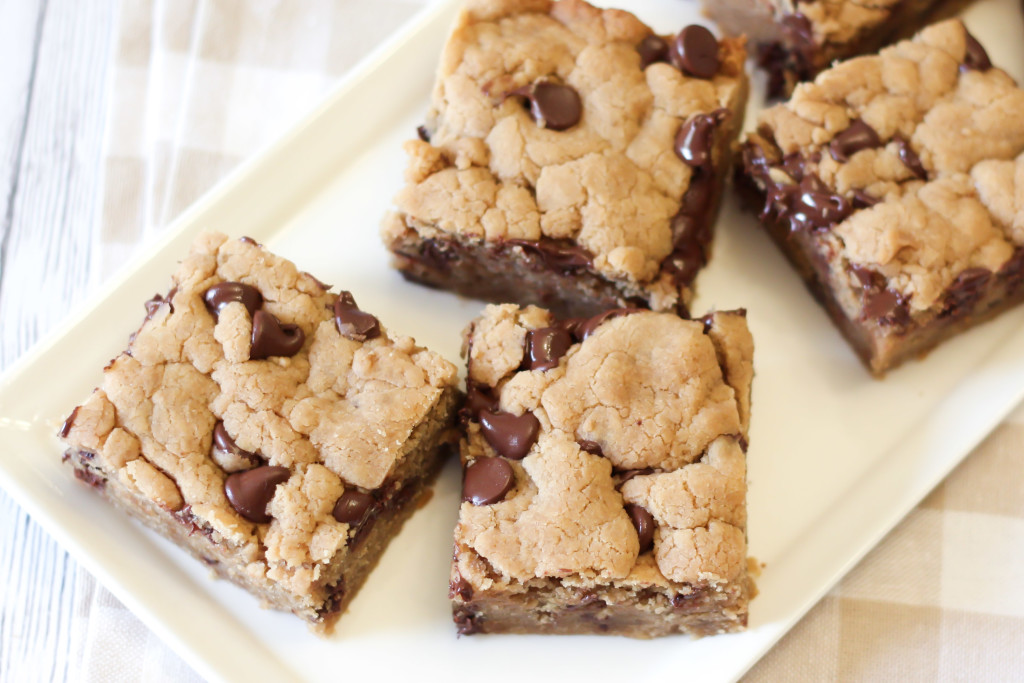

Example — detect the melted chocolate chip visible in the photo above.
[250,310,305,359]
[333,291,381,342]
[670,25,720,79]
[238,236,260,246]
[462,382,499,422]
[636,34,669,69]
[212,422,260,465]
[575,307,642,340]
[616,467,655,488]
[479,410,540,460]
[771,173,852,233]
[449,573,474,600]
[332,489,376,526]
[961,32,992,73]
[523,326,573,371]
[578,440,603,457]
[462,457,516,505]
[675,110,729,168]
[224,465,290,523]
[203,282,262,320]
[942,267,991,318]
[416,125,430,142]
[453,607,481,635]
[58,407,80,438]
[862,289,903,320]
[506,239,593,271]
[625,503,656,553]
[828,119,881,163]
[515,80,582,131]
[895,136,927,179]
[144,287,176,319]
[852,190,881,209]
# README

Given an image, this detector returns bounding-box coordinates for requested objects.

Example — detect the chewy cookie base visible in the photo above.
[64,386,459,631]
[736,174,1024,376]
[451,548,750,638]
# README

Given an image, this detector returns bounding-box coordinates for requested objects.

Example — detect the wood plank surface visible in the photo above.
[0,0,117,679]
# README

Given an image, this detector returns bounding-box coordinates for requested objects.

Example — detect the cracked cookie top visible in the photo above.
[388,0,746,310]
[61,233,457,598]
[455,303,752,588]
[744,20,1024,314]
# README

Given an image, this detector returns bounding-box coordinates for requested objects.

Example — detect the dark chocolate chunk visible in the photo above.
[637,34,669,69]
[224,465,290,523]
[895,136,927,179]
[523,326,573,371]
[961,32,992,73]
[625,503,656,553]
[59,407,79,439]
[675,110,729,168]
[942,267,991,317]
[576,307,643,340]
[862,288,904,321]
[449,573,474,600]
[416,125,430,142]
[670,25,720,79]
[463,382,499,421]
[506,238,593,271]
[332,489,376,526]
[212,422,260,465]
[479,410,540,460]
[333,291,381,342]
[203,282,262,320]
[578,440,603,457]
[517,81,582,131]
[462,457,516,505]
[250,310,305,359]
[828,119,881,163]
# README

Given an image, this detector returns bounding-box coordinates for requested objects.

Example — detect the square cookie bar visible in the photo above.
[737,20,1024,375]
[60,233,460,628]
[704,0,963,97]
[382,0,748,318]
[450,304,754,637]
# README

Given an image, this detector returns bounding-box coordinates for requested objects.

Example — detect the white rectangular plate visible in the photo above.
[3,0,1024,680]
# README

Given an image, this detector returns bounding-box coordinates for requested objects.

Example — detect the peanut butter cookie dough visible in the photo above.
[382,0,748,318]
[737,20,1024,375]
[59,233,460,629]
[451,304,754,637]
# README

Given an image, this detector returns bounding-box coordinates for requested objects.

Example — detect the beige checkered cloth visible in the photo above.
[88,1,1024,680]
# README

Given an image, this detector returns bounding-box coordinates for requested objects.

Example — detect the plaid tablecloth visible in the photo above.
[80,0,1024,679]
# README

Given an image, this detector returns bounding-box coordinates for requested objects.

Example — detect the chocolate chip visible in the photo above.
[637,34,669,69]
[203,282,262,320]
[449,573,474,600]
[523,326,573,371]
[961,32,992,73]
[576,307,642,340]
[852,190,881,209]
[462,382,499,422]
[250,310,305,359]
[895,136,927,179]
[332,489,376,526]
[578,440,603,457]
[239,236,259,246]
[942,267,991,318]
[506,239,593,271]
[670,25,720,79]
[453,607,481,635]
[58,407,79,439]
[224,465,290,523]
[675,110,728,168]
[416,125,430,142]
[516,81,582,131]
[862,288,903,320]
[479,410,540,460]
[828,119,881,163]
[144,287,176,319]
[462,457,516,505]
[212,422,260,466]
[625,503,656,553]
[616,467,654,488]
[333,291,381,342]
[784,174,853,232]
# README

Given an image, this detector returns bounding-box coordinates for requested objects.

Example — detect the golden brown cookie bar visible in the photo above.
[737,20,1024,376]
[451,304,754,637]
[705,0,968,97]
[59,233,460,629]
[381,0,748,318]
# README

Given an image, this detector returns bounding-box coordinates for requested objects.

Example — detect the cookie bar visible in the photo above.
[737,20,1024,376]
[450,304,754,637]
[382,0,748,318]
[59,233,460,628]
[704,0,964,97]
